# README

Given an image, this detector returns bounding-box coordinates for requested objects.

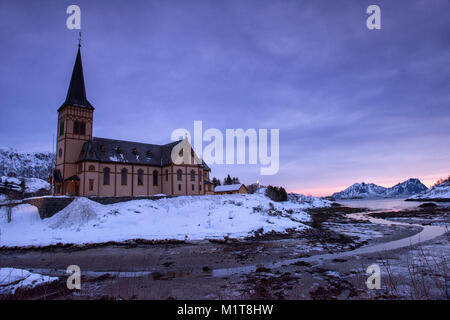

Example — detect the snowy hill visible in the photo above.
[0,149,55,180]
[0,193,330,248]
[0,176,50,200]
[333,178,427,199]
[408,182,450,201]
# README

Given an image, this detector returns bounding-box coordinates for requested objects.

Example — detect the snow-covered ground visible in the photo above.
[0,268,58,295]
[0,193,330,247]
[408,182,450,200]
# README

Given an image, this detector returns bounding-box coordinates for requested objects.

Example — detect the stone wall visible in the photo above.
[19,195,176,220]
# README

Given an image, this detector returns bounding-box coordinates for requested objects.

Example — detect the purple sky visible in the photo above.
[0,0,449,195]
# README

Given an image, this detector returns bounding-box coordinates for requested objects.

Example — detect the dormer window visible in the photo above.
[146,150,152,157]
[116,146,122,154]
[132,148,139,155]
[100,145,106,152]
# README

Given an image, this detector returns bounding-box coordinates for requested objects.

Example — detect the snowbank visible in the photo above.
[408,182,450,201]
[24,177,50,193]
[0,193,328,247]
[0,268,58,295]
[0,176,50,194]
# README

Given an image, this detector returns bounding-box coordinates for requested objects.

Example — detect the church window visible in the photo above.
[103,167,110,185]
[73,120,80,134]
[177,169,183,181]
[153,170,158,186]
[121,168,127,185]
[190,170,195,181]
[137,169,144,186]
[80,122,86,135]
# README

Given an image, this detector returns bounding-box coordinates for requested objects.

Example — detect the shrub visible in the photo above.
[265,185,288,202]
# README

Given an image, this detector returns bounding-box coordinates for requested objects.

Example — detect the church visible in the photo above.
[52,44,213,197]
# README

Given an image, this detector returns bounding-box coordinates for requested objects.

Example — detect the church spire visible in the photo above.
[59,41,94,111]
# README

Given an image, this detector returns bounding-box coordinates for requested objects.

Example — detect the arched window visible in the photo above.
[121,168,127,185]
[165,170,169,182]
[190,170,195,181]
[137,169,144,186]
[73,120,80,134]
[80,122,86,135]
[177,169,183,181]
[103,167,110,185]
[59,122,64,136]
[88,165,95,172]
[153,170,158,186]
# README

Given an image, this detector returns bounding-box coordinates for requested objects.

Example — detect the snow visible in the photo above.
[408,182,450,200]
[0,176,50,194]
[0,268,58,294]
[0,148,55,180]
[214,184,244,192]
[0,193,329,247]
[24,177,50,193]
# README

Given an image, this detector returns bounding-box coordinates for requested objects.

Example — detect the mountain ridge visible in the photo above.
[332,178,428,199]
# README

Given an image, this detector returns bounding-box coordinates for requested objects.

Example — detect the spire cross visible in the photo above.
[78,32,82,48]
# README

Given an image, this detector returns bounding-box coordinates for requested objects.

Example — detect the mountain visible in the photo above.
[0,148,55,180]
[385,178,428,197]
[332,178,428,199]
[332,182,387,199]
[408,181,450,201]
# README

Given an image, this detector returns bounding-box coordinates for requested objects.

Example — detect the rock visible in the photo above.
[418,202,438,209]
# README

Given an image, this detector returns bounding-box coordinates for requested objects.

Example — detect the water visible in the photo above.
[337,198,422,211]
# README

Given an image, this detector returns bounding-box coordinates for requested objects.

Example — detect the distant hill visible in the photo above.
[332,178,428,199]
[408,181,450,201]
[0,148,55,180]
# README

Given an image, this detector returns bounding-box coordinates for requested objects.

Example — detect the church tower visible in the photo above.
[54,44,94,195]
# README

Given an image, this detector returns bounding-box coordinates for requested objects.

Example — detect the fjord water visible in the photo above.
[337,198,424,211]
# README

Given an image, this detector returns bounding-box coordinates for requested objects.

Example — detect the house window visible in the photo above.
[89,179,94,191]
[59,122,64,136]
[73,120,80,134]
[199,185,202,191]
[121,168,127,185]
[178,184,181,191]
[177,169,183,181]
[137,169,144,186]
[192,184,194,191]
[153,170,158,186]
[103,167,110,185]
[190,170,195,181]
[165,170,168,182]
[58,148,62,158]
[88,165,95,172]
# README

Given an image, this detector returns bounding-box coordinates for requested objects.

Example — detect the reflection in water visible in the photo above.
[337,198,422,211]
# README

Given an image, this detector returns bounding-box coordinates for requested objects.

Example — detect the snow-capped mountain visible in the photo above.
[332,183,387,199]
[0,148,55,180]
[332,178,428,199]
[408,181,450,201]
[385,178,428,197]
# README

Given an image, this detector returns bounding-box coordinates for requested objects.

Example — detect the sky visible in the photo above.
[0,0,449,196]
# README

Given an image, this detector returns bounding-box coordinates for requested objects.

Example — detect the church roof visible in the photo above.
[77,137,211,170]
[59,46,94,111]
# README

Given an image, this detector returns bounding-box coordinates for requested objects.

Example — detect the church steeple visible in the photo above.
[59,44,94,111]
